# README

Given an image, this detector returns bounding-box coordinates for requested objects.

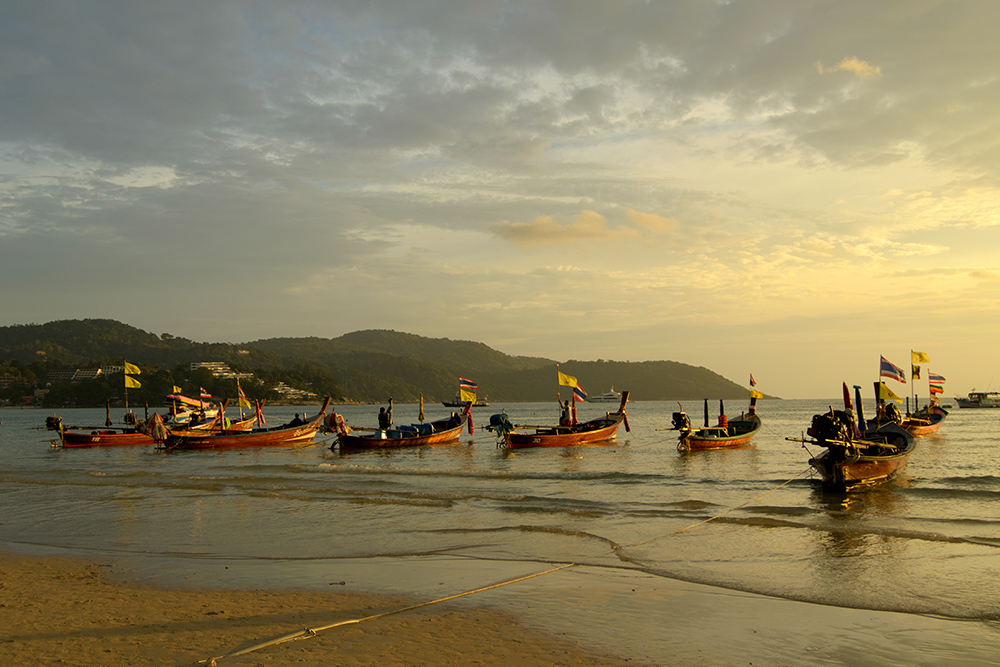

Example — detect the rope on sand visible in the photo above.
[200,467,810,664]
[200,563,576,665]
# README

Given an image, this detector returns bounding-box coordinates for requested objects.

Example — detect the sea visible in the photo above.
[3,398,1000,666]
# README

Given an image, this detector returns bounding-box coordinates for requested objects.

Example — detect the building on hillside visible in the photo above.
[190,361,253,380]
[273,381,317,401]
[45,368,104,384]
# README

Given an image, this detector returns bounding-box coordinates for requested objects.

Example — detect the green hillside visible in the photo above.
[0,320,765,404]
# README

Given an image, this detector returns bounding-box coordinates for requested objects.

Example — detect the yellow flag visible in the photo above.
[878,382,902,403]
[911,351,930,364]
[750,389,763,399]
[124,361,141,375]
[460,389,476,403]
[557,371,577,387]
[173,385,182,394]
[125,375,142,389]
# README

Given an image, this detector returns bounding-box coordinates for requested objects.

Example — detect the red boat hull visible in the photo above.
[678,413,762,451]
[60,429,156,447]
[504,417,622,448]
[165,398,330,449]
[901,406,947,436]
[338,415,468,450]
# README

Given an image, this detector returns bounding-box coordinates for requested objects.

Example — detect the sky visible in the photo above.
[2,1,999,399]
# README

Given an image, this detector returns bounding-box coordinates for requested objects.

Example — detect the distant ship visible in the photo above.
[585,387,622,403]
[954,391,1000,408]
[442,393,490,408]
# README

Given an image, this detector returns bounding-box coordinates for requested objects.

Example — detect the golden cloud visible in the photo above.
[815,56,881,78]
[493,210,641,248]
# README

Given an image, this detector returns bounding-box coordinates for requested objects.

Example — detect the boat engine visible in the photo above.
[807,410,852,444]
[671,412,690,430]
[486,412,514,436]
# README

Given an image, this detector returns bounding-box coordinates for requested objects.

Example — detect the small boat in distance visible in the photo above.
[442,393,489,407]
[954,391,1000,408]
[489,391,630,448]
[671,397,762,451]
[789,383,916,491]
[585,387,621,403]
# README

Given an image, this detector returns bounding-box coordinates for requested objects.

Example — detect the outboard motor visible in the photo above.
[486,412,514,437]
[807,410,852,444]
[671,411,691,430]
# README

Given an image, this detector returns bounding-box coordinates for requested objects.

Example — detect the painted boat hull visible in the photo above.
[809,422,916,490]
[338,414,468,450]
[60,429,156,447]
[901,405,947,436]
[505,417,622,447]
[678,413,762,451]
[504,393,629,448]
[165,398,330,449]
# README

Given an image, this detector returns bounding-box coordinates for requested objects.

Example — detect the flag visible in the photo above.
[750,389,763,399]
[123,361,141,375]
[911,351,930,364]
[237,384,251,409]
[878,382,903,403]
[200,387,212,400]
[172,385,182,394]
[460,388,477,403]
[929,372,946,383]
[929,372,946,395]
[125,375,141,389]
[255,399,267,426]
[573,384,587,402]
[458,377,478,392]
[879,356,906,383]
[912,365,921,380]
[557,370,578,387]
[749,373,756,387]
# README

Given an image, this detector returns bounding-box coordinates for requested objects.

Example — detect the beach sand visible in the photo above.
[0,552,655,667]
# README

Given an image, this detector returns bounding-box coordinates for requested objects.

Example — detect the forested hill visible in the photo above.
[0,320,763,402]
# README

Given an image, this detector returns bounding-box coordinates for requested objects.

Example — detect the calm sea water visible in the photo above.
[3,398,1000,665]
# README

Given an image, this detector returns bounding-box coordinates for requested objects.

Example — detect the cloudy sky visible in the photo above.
[2,1,998,399]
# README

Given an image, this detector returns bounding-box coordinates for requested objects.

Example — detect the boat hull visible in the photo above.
[505,418,622,448]
[338,415,467,450]
[60,429,156,447]
[901,405,947,436]
[678,413,762,451]
[809,423,916,491]
[165,398,330,449]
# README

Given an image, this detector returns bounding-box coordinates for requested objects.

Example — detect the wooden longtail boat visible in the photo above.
[57,400,156,447]
[336,405,472,450]
[60,428,156,447]
[496,392,630,448]
[900,404,947,436]
[791,384,916,490]
[671,397,762,451]
[162,398,331,449]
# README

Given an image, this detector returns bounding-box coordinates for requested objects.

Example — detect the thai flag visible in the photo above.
[573,384,587,402]
[879,356,906,383]
[929,372,946,383]
[200,387,212,400]
[459,377,478,392]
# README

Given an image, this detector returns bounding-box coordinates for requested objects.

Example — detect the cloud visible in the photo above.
[815,56,882,78]
[492,210,640,248]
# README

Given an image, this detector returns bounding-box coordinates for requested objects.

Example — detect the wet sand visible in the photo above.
[0,552,655,667]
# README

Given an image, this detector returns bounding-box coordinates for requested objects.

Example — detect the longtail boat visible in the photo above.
[336,404,472,450]
[60,427,156,447]
[56,400,156,447]
[162,398,331,449]
[900,404,947,436]
[491,391,629,448]
[671,396,762,451]
[790,383,916,491]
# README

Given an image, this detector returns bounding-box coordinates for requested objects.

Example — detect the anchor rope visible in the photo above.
[199,465,811,664]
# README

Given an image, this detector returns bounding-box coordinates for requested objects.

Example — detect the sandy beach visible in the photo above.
[0,552,654,667]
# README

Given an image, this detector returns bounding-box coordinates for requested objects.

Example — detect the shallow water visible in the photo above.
[3,398,1000,664]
